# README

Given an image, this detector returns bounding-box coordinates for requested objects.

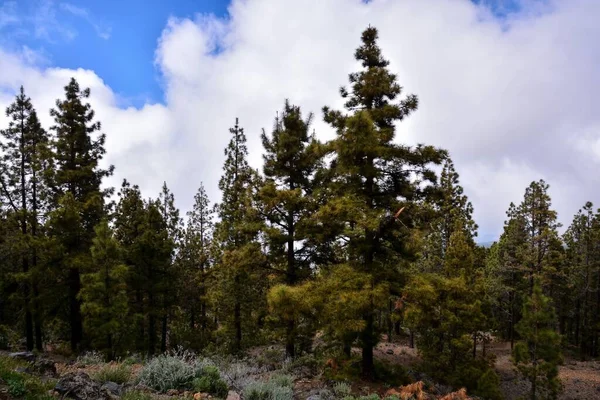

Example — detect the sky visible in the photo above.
[0,0,598,243]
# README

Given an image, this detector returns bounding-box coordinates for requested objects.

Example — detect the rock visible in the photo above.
[9,351,36,362]
[386,349,394,355]
[306,395,321,400]
[15,366,31,374]
[55,371,111,400]
[33,358,57,376]
[167,388,180,396]
[101,381,123,396]
[226,391,241,400]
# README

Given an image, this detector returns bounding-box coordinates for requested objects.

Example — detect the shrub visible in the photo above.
[0,355,56,400]
[475,369,503,400]
[137,353,196,392]
[270,373,294,388]
[193,365,229,398]
[220,361,265,392]
[93,363,132,384]
[77,350,105,366]
[6,375,26,397]
[332,382,352,398]
[243,380,293,400]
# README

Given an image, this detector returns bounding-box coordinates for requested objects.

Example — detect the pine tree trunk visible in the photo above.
[234,299,242,353]
[409,330,414,349]
[148,293,156,355]
[361,312,375,379]
[161,314,167,353]
[69,267,82,352]
[473,333,477,358]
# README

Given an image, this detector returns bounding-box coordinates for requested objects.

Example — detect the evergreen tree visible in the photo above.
[0,86,50,351]
[260,100,322,358]
[512,280,563,400]
[318,27,446,377]
[79,219,128,359]
[158,182,182,352]
[47,78,113,351]
[518,180,562,294]
[114,181,173,355]
[562,202,600,358]
[213,118,266,353]
[176,183,214,348]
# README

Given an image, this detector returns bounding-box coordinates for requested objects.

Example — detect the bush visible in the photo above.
[77,350,105,366]
[92,363,132,384]
[137,352,196,392]
[193,365,229,398]
[270,373,294,388]
[332,382,352,398]
[0,355,56,400]
[0,325,17,350]
[243,380,293,400]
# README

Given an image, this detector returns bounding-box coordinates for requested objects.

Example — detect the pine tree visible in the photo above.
[260,100,322,358]
[158,182,181,352]
[47,78,113,351]
[213,118,266,353]
[0,87,50,351]
[319,27,446,377]
[512,280,563,400]
[79,219,128,359]
[518,180,562,294]
[114,181,173,355]
[176,183,214,348]
[562,202,600,358]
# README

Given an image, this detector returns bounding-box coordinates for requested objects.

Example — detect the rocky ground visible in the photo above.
[1,339,599,399]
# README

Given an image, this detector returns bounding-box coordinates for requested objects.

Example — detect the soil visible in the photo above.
[372,337,600,400]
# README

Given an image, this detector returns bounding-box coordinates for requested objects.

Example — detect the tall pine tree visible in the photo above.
[213,118,266,353]
[0,86,50,351]
[47,78,113,351]
[319,27,446,377]
[260,100,322,358]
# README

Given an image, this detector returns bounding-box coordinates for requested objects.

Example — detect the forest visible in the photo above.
[0,27,599,400]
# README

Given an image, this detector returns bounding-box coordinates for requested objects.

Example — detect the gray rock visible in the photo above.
[55,371,111,400]
[9,351,36,362]
[33,358,57,376]
[306,395,321,400]
[386,349,394,355]
[101,381,123,396]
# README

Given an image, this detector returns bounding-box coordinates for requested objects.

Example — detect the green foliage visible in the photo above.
[332,381,352,398]
[512,281,563,400]
[243,379,293,400]
[0,355,56,400]
[137,352,196,392]
[92,362,132,384]
[475,369,503,400]
[193,365,229,398]
[80,219,129,357]
[77,350,105,365]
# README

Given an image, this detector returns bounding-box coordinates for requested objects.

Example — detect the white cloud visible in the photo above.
[1,0,600,241]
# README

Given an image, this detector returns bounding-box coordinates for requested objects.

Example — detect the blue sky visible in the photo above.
[0,0,230,106]
[0,0,522,107]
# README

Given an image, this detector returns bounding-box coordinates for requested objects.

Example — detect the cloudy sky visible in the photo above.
[0,0,598,242]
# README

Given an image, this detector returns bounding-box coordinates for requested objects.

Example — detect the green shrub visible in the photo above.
[77,350,105,365]
[243,380,293,400]
[6,375,26,397]
[193,365,229,398]
[92,363,132,384]
[270,373,294,388]
[137,353,196,392]
[0,356,56,400]
[332,382,351,398]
